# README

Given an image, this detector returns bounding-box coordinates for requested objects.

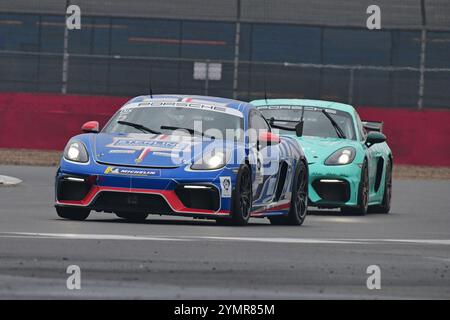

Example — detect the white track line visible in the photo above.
[0,232,188,242]
[0,232,450,246]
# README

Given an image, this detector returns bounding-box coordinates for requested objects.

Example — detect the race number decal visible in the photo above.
[220,176,232,198]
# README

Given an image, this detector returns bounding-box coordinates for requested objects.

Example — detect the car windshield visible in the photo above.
[259,106,356,140]
[103,106,244,142]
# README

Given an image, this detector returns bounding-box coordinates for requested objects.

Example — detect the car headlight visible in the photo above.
[324,147,356,165]
[190,151,230,170]
[63,140,89,163]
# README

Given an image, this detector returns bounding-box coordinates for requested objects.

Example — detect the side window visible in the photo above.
[355,112,366,141]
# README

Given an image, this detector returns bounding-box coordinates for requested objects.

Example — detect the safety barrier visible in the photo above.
[357,107,450,167]
[0,93,448,166]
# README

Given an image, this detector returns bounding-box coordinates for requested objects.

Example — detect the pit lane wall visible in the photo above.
[0,92,449,167]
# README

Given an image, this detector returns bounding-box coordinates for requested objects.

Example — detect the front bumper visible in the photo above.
[308,162,361,208]
[55,159,235,217]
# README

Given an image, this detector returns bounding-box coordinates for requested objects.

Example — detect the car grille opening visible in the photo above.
[175,185,220,211]
[57,178,92,201]
[312,179,350,203]
[92,192,174,214]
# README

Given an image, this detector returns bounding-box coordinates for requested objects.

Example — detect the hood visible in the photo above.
[93,133,230,168]
[293,136,359,164]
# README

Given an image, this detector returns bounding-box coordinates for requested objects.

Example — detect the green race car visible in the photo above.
[252,99,393,215]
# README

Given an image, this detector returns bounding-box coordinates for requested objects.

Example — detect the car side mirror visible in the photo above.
[81,121,100,133]
[258,131,281,146]
[365,131,386,147]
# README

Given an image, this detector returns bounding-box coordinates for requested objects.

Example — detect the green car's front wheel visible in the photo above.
[341,160,369,216]
[370,159,392,214]
[56,207,90,221]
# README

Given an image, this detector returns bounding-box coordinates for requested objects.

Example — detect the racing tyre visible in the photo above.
[269,160,308,226]
[370,159,392,214]
[115,212,148,222]
[56,207,90,221]
[228,164,252,226]
[341,160,369,216]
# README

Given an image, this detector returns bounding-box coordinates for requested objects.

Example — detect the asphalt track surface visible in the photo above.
[0,165,449,299]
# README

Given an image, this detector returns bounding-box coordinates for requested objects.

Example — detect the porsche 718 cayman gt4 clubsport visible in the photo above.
[253,99,393,216]
[55,95,308,226]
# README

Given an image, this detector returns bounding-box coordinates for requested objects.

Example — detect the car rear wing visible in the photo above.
[362,120,383,133]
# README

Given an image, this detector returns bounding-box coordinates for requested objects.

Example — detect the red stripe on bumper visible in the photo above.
[57,186,230,215]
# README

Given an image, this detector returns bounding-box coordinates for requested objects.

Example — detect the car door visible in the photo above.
[248,110,280,205]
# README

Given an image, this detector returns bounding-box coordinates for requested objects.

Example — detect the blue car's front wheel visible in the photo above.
[269,160,308,226]
[218,164,252,226]
[56,207,90,221]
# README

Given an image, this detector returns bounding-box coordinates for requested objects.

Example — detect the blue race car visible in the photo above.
[55,95,308,226]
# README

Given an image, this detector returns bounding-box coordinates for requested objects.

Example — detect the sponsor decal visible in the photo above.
[220,176,232,198]
[258,105,337,114]
[106,135,193,152]
[114,140,179,149]
[108,149,136,154]
[105,136,195,166]
[104,166,161,177]
[120,100,243,118]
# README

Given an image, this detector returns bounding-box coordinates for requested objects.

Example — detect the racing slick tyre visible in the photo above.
[227,164,252,226]
[341,159,369,216]
[56,207,90,221]
[115,212,149,222]
[269,160,308,226]
[370,159,392,214]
